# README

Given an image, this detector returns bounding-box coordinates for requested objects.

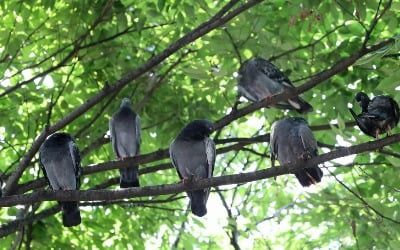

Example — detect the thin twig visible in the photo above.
[329,169,400,224]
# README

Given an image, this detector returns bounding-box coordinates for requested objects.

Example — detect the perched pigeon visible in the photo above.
[237,57,313,114]
[270,117,323,187]
[349,92,400,138]
[109,98,141,188]
[170,120,215,217]
[39,132,81,227]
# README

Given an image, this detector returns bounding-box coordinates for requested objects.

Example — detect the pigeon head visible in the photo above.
[238,58,260,77]
[120,98,132,108]
[286,117,308,125]
[178,119,214,140]
[355,92,370,112]
[44,132,74,146]
[355,92,369,102]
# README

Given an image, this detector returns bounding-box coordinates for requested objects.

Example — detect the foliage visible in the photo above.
[1,0,400,249]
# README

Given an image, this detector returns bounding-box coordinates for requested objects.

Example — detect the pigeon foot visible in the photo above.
[375,130,380,140]
[263,95,273,103]
[300,151,313,160]
[180,175,196,184]
[387,127,393,136]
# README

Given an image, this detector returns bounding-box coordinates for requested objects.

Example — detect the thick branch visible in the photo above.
[2,133,400,207]
[14,142,252,194]
[10,120,368,194]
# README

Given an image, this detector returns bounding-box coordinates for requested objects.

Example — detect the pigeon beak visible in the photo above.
[209,124,215,133]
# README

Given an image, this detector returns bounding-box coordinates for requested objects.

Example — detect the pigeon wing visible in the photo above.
[135,114,141,154]
[297,125,317,156]
[109,117,120,157]
[255,59,294,88]
[169,139,184,180]
[204,137,216,201]
[68,140,81,189]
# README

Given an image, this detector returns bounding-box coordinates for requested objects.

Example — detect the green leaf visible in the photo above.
[376,70,400,91]
[182,67,209,80]
[157,0,166,10]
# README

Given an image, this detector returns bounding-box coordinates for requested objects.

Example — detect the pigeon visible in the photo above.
[270,117,323,187]
[39,132,81,227]
[109,98,141,188]
[349,92,400,139]
[170,119,215,217]
[237,57,313,114]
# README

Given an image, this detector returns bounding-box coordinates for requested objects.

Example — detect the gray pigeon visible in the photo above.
[238,57,313,114]
[270,117,322,187]
[39,132,81,227]
[109,98,141,188]
[170,120,215,217]
[349,92,400,139]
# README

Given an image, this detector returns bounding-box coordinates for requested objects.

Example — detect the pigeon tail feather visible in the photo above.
[288,97,313,114]
[120,179,140,188]
[119,166,140,188]
[190,190,207,217]
[349,109,377,138]
[349,108,358,120]
[61,201,81,227]
[294,166,323,187]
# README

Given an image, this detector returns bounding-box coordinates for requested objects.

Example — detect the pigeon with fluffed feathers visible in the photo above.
[170,119,216,217]
[349,92,399,139]
[109,98,142,188]
[238,57,313,114]
[39,132,81,227]
[270,117,323,187]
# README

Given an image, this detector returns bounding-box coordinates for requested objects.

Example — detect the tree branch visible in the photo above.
[269,23,347,61]
[216,188,241,250]
[0,205,61,238]
[329,169,400,224]
[2,133,400,207]
[362,0,391,48]
[8,120,374,194]
[223,28,243,64]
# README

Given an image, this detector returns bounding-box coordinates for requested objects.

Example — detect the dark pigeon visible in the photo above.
[110,98,141,188]
[349,92,400,139]
[238,57,313,114]
[170,120,215,217]
[270,117,322,187]
[39,132,81,227]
